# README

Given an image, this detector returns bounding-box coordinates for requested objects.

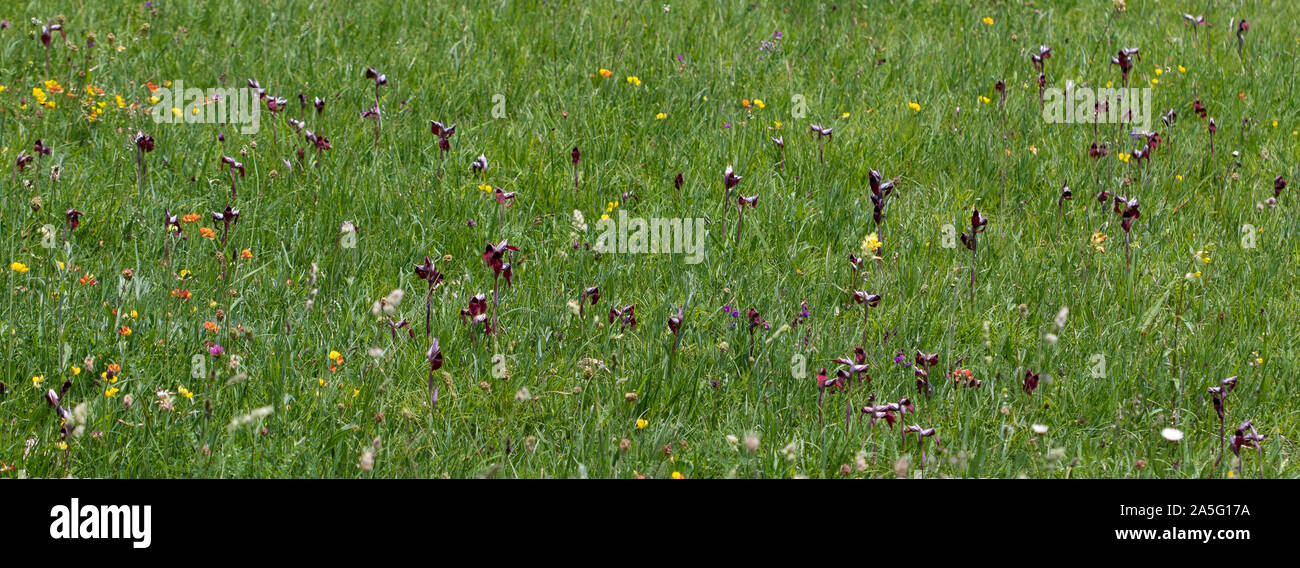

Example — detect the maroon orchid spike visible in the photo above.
[247,78,265,99]
[164,209,181,235]
[1088,141,1109,158]
[577,285,600,319]
[1095,190,1111,205]
[134,131,155,153]
[723,165,742,190]
[429,121,457,160]
[1183,13,1210,44]
[1192,99,1207,119]
[15,150,32,173]
[667,305,685,354]
[220,156,245,200]
[426,337,443,409]
[721,165,743,234]
[809,124,833,164]
[133,131,155,185]
[832,349,871,389]
[1022,368,1040,395]
[1208,375,1239,469]
[994,79,1007,111]
[298,92,308,109]
[303,129,332,167]
[470,154,488,176]
[744,307,767,357]
[960,206,989,301]
[914,351,938,368]
[674,172,684,194]
[364,67,388,86]
[815,367,846,424]
[65,209,82,231]
[1030,45,1052,71]
[39,24,65,72]
[902,424,941,476]
[482,240,518,278]
[314,96,326,114]
[1230,419,1266,478]
[1275,175,1287,198]
[288,118,306,132]
[869,168,900,237]
[1116,196,1140,267]
[1161,109,1177,127]
[1110,47,1140,87]
[460,293,492,338]
[34,139,52,156]
[609,304,637,331]
[482,240,520,333]
[1236,20,1249,55]
[211,205,241,248]
[429,120,454,138]
[414,256,445,338]
[735,193,759,241]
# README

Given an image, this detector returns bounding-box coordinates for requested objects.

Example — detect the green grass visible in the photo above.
[1,0,1297,478]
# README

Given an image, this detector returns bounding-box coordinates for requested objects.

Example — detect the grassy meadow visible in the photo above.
[1,0,1298,478]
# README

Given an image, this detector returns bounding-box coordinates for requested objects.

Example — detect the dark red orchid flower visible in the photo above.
[482,240,519,279]
[1162,109,1177,127]
[461,293,489,322]
[220,156,245,177]
[1118,197,1140,233]
[40,24,64,48]
[1030,45,1052,71]
[414,256,444,286]
[668,306,683,337]
[1088,141,1109,158]
[430,120,456,138]
[365,67,388,86]
[914,351,938,368]
[471,154,488,175]
[1022,368,1040,395]
[609,304,637,331]
[1275,175,1287,198]
[1193,99,1207,119]
[1209,375,1239,469]
[247,78,265,99]
[288,118,306,132]
[959,207,988,252]
[571,146,580,165]
[1059,183,1072,204]
[493,187,516,207]
[426,337,443,408]
[1110,47,1140,86]
[134,131,155,152]
[314,96,326,114]
[65,209,82,231]
[724,165,742,190]
[164,209,181,235]
[427,337,443,370]
[15,151,32,172]
[1230,419,1266,478]
[34,139,52,156]
[305,130,332,151]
